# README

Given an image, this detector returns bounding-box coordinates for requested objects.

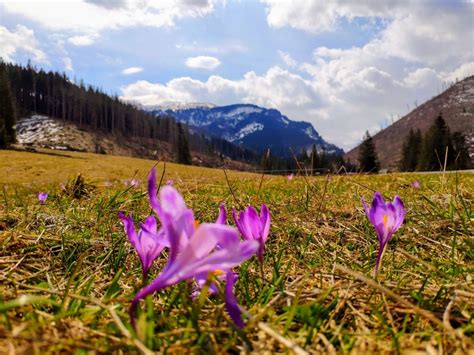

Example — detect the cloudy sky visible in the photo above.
[1,0,473,150]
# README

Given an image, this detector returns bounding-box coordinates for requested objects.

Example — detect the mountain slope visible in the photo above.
[149,103,343,157]
[344,76,474,170]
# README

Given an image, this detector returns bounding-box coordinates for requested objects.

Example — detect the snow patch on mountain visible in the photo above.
[129,101,216,112]
[226,106,263,117]
[303,127,319,140]
[228,122,264,142]
[280,115,290,125]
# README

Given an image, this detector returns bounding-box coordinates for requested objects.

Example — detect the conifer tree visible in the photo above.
[451,132,471,169]
[418,113,452,171]
[0,62,16,148]
[176,122,192,165]
[310,144,319,175]
[358,131,379,173]
[399,129,422,171]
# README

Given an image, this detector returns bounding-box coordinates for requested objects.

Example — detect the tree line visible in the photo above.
[356,113,471,172]
[0,60,260,166]
[258,145,344,174]
[399,113,471,171]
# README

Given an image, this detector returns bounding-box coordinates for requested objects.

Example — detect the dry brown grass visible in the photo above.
[0,149,473,353]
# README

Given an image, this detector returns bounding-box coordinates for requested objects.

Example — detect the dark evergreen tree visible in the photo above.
[176,122,192,165]
[399,129,422,171]
[451,132,471,169]
[418,113,453,171]
[0,62,16,148]
[310,144,319,175]
[358,131,379,173]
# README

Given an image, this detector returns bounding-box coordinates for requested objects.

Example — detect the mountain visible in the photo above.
[345,76,474,170]
[147,103,343,157]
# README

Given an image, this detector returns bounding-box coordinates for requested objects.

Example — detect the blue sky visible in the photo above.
[1,0,473,150]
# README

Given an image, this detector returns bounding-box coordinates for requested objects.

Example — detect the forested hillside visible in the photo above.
[345,76,474,170]
[0,61,258,168]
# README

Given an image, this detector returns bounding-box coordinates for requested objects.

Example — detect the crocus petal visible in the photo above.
[148,167,161,216]
[225,271,245,328]
[160,186,187,217]
[259,204,271,243]
[180,240,258,278]
[235,209,256,240]
[233,208,249,238]
[138,217,166,275]
[392,196,405,230]
[175,208,195,247]
[176,223,227,262]
[246,206,261,239]
[216,204,227,225]
[141,215,157,235]
[369,192,385,227]
[118,212,139,249]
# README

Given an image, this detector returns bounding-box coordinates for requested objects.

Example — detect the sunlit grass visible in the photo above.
[0,149,472,353]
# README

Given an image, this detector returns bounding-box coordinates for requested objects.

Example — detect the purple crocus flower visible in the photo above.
[411,180,420,189]
[124,178,139,187]
[166,179,174,186]
[232,205,271,264]
[118,212,168,278]
[130,168,259,328]
[37,192,48,204]
[287,174,294,181]
[362,192,405,277]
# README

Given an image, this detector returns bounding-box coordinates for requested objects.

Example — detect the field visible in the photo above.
[0,149,473,354]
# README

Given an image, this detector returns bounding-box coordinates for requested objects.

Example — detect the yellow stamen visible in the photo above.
[193,220,200,229]
[211,270,224,276]
[383,214,388,227]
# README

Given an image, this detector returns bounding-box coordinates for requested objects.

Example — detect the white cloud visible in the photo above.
[121,66,321,116]
[63,56,73,71]
[185,56,221,70]
[68,34,98,46]
[278,50,297,68]
[261,0,405,33]
[84,0,128,10]
[2,0,222,34]
[176,41,247,54]
[0,25,48,63]
[122,66,144,75]
[443,62,474,83]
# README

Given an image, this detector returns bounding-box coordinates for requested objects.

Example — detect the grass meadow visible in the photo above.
[0,149,473,353]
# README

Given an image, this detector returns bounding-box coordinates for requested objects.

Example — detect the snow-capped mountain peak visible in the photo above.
[148,103,342,156]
